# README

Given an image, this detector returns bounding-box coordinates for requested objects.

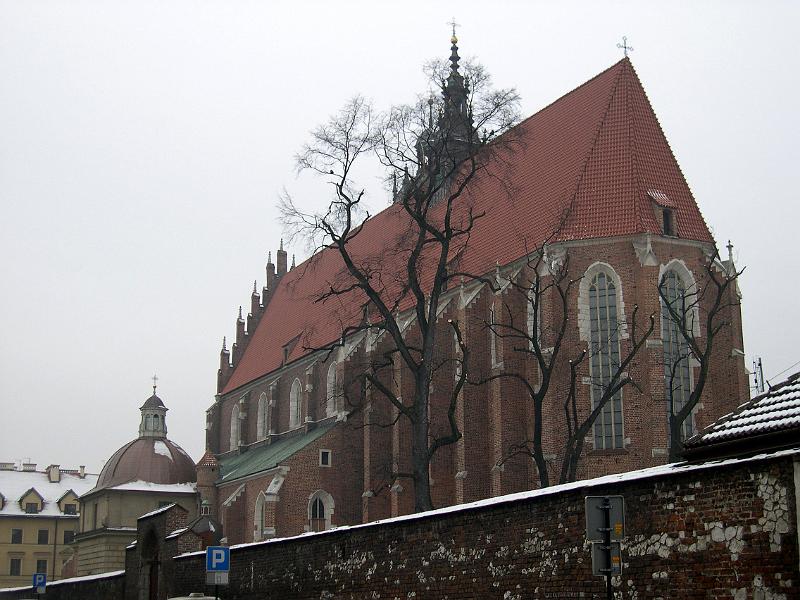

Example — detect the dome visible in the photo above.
[140,394,166,410]
[93,437,197,492]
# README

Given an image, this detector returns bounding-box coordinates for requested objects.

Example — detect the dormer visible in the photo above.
[19,487,45,514]
[57,490,79,515]
[647,189,678,237]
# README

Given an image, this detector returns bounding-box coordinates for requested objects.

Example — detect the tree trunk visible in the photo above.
[411,373,434,512]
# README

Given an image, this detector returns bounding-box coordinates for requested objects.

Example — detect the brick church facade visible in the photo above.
[197,43,749,545]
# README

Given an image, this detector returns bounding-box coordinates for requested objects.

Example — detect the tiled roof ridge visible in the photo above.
[561,60,629,234]
[508,58,629,135]
[624,60,713,240]
[623,61,647,232]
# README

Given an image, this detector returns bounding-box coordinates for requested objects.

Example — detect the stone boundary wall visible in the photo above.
[171,454,799,599]
[1,453,797,599]
[0,570,124,600]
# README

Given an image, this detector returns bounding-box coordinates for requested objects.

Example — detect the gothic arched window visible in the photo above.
[661,269,695,442]
[289,379,302,428]
[308,490,334,532]
[256,392,268,440]
[588,270,624,449]
[253,492,269,541]
[229,404,240,451]
[326,363,337,418]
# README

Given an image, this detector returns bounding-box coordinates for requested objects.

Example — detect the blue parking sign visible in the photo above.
[32,572,46,593]
[205,546,229,572]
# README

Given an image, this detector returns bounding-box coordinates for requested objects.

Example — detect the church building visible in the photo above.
[70,386,199,576]
[198,38,749,544]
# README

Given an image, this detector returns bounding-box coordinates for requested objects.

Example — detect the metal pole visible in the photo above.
[602,496,613,600]
[215,583,219,600]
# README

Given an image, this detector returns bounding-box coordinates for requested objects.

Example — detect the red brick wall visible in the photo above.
[210,237,748,536]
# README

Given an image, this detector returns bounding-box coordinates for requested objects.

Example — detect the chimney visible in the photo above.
[276,240,288,277]
[47,465,61,483]
[79,465,85,479]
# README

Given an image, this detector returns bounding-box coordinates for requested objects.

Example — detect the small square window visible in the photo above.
[11,529,22,544]
[10,558,21,576]
[36,559,47,574]
[63,530,75,544]
[64,503,77,515]
[38,529,49,544]
[319,449,332,467]
[25,502,39,514]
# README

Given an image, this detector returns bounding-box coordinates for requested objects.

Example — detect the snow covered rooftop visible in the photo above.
[0,466,98,518]
[685,370,800,457]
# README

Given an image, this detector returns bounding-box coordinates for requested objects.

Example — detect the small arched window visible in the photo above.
[326,363,337,418]
[253,492,269,541]
[256,392,268,440]
[145,415,152,430]
[229,404,240,451]
[588,270,624,450]
[308,490,334,532]
[289,379,302,428]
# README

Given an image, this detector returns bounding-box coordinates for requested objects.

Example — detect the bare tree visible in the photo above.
[476,247,655,486]
[659,249,743,461]
[281,47,520,511]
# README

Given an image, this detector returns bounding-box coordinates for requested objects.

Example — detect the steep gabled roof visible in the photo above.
[223,59,712,394]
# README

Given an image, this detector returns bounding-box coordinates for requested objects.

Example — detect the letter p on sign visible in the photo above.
[206,546,230,572]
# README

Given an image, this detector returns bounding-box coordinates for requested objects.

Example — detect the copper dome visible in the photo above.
[93,437,197,492]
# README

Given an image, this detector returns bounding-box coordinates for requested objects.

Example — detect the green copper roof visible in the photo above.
[218,422,336,483]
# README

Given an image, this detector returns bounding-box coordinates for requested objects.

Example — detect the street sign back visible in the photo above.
[591,542,622,576]
[206,571,229,586]
[585,495,625,542]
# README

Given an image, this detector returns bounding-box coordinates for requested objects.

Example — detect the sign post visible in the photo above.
[585,496,625,600]
[32,573,46,597]
[205,546,230,599]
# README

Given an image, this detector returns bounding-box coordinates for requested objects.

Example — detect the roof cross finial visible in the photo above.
[447,17,460,41]
[151,374,158,395]
[617,36,634,58]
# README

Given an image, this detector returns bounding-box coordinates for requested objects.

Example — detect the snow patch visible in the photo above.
[154,440,173,460]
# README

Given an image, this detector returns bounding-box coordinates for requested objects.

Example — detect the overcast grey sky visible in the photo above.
[1,1,798,473]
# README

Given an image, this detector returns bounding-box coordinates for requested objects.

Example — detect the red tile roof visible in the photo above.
[223,58,713,394]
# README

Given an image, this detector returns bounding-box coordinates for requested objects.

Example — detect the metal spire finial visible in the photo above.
[151,374,158,395]
[253,280,257,293]
[268,251,272,264]
[727,240,734,263]
[617,36,634,58]
[279,238,284,251]
[291,254,296,269]
[447,17,459,43]
[222,336,227,351]
[238,305,243,320]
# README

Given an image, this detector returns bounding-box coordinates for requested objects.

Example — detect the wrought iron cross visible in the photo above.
[447,17,460,38]
[617,36,634,57]
[152,374,158,394]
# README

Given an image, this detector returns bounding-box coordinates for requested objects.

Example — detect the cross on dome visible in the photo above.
[151,374,158,394]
